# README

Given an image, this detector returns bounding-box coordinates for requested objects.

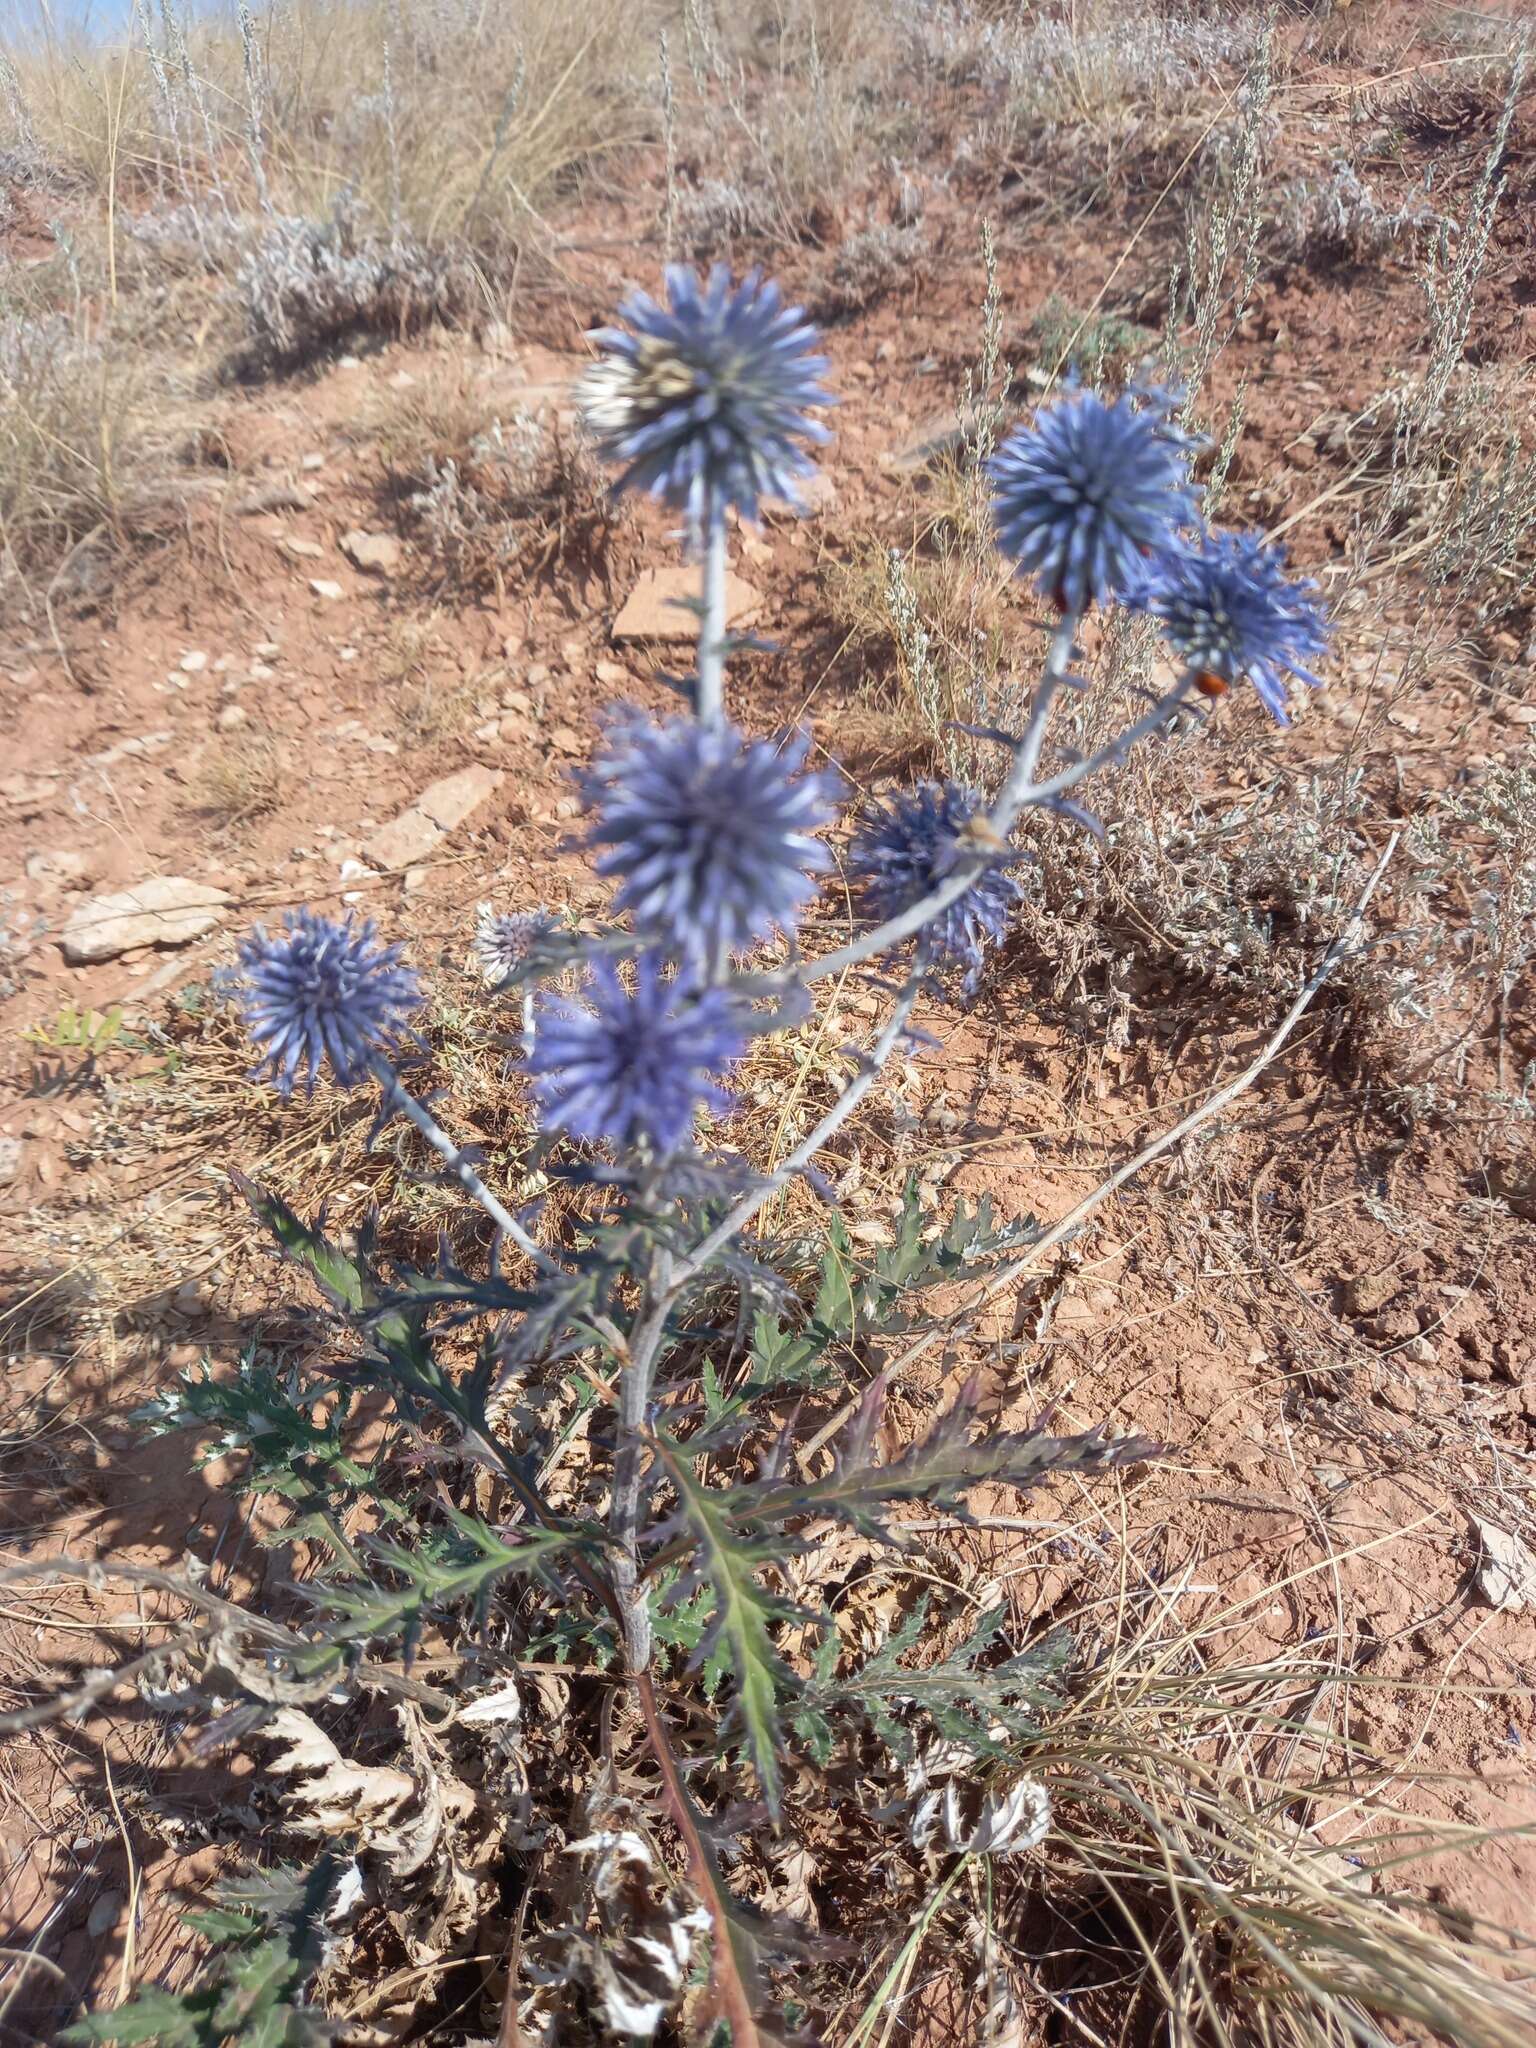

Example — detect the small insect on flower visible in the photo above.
[850,781,1024,995]
[1128,527,1332,725]
[223,908,421,1097]
[580,712,834,973]
[528,954,746,1157]
[579,264,835,529]
[472,903,556,987]
[987,383,1199,614]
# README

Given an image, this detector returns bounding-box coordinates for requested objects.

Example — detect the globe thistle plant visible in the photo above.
[580,713,834,972]
[988,385,1199,613]
[851,782,1025,994]
[579,264,834,530]
[528,955,745,1157]
[225,909,421,1097]
[194,261,1350,2044]
[1128,528,1332,725]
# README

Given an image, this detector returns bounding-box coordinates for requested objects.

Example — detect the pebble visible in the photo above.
[178,650,209,673]
[254,641,281,659]
[216,704,249,730]
[310,579,345,601]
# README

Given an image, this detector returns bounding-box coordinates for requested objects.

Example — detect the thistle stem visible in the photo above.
[610,1238,673,1673]
[367,1055,558,1276]
[695,495,728,732]
[804,638,1199,988]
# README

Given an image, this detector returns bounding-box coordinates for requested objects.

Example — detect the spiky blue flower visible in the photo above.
[1128,528,1331,724]
[225,909,421,1096]
[528,955,745,1155]
[473,903,556,986]
[850,782,1024,995]
[579,264,834,527]
[580,712,834,972]
[988,385,1199,612]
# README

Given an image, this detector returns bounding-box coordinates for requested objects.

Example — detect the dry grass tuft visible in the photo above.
[186,732,287,830]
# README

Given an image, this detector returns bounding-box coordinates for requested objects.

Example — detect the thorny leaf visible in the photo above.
[738,1377,1155,1543]
[63,1855,344,2047]
[652,1444,814,1817]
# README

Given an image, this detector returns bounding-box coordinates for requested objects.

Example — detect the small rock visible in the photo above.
[249,662,276,682]
[403,866,430,894]
[254,641,281,660]
[364,765,504,870]
[283,537,325,561]
[0,1135,23,1185]
[2,773,61,812]
[1472,1516,1536,1612]
[1376,1378,1416,1417]
[612,565,762,643]
[216,703,249,731]
[1346,1271,1397,1318]
[338,857,375,884]
[235,480,311,516]
[548,725,583,756]
[593,661,629,687]
[301,452,326,471]
[82,733,176,770]
[389,369,417,390]
[340,528,403,576]
[501,689,533,716]
[61,877,230,964]
[87,1890,124,1941]
[309,579,345,602]
[24,848,90,888]
[763,470,838,517]
[178,650,209,674]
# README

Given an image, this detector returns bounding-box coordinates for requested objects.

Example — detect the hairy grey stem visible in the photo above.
[368,1054,558,1276]
[611,1236,673,1673]
[696,498,729,732]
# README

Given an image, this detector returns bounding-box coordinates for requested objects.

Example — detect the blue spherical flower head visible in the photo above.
[850,782,1024,995]
[579,264,834,529]
[226,909,421,1097]
[580,712,834,972]
[473,903,556,987]
[529,954,745,1156]
[988,384,1199,613]
[1130,528,1331,725]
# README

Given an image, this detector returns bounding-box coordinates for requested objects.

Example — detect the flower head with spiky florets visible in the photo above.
[580,712,834,973]
[473,903,556,987]
[1127,527,1332,725]
[579,264,834,529]
[987,384,1199,613]
[850,782,1024,995]
[224,909,421,1097]
[528,955,745,1156]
